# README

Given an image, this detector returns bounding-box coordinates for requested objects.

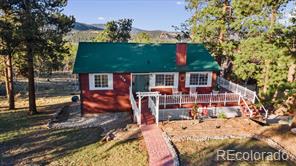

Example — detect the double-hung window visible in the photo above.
[151,73,178,88]
[89,73,113,90]
[185,72,212,87]
[155,74,174,86]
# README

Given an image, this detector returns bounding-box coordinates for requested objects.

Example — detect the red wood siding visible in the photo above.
[80,71,217,114]
[80,73,131,114]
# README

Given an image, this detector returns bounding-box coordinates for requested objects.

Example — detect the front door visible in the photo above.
[133,75,150,93]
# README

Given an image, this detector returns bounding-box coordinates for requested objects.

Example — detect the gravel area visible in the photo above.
[160,117,260,141]
[49,103,132,132]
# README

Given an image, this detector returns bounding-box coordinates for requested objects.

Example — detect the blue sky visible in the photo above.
[63,0,191,31]
[64,0,295,31]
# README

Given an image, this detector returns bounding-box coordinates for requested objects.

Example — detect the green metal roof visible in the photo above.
[73,42,220,73]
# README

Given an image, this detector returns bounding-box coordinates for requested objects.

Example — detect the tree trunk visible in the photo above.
[219,0,228,44]
[4,54,15,110]
[287,64,296,82]
[27,45,37,114]
[263,60,270,94]
[270,8,277,27]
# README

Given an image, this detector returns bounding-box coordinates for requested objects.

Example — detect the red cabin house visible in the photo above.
[73,42,221,116]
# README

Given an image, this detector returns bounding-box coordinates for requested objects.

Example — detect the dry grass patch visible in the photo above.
[0,95,148,165]
[51,138,148,166]
[175,138,294,166]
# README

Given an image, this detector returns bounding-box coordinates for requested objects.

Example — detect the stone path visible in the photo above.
[140,100,174,166]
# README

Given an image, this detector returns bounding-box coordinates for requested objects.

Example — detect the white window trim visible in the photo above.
[89,73,113,90]
[185,72,212,87]
[149,72,179,89]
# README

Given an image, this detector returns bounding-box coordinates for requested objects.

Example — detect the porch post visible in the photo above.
[209,93,212,106]
[253,93,256,104]
[179,94,182,107]
[138,95,142,125]
[156,95,159,126]
[238,95,241,105]
[195,93,197,103]
[164,94,166,109]
[224,92,227,106]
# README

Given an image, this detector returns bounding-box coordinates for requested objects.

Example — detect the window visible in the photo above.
[150,73,178,88]
[186,72,212,87]
[155,74,174,86]
[190,73,208,85]
[94,75,108,88]
[89,73,113,90]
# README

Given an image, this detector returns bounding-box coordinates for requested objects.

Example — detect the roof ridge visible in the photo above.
[78,42,203,45]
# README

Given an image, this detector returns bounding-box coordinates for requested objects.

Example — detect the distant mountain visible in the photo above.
[72,22,104,31]
[72,22,146,34]
[68,22,179,43]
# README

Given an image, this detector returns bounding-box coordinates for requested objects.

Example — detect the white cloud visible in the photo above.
[97,17,105,21]
[176,1,184,5]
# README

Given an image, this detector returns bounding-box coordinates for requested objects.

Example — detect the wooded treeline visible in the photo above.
[0,0,295,114]
[0,0,74,113]
[185,0,295,108]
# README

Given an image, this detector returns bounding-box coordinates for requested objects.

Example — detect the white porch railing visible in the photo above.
[217,77,256,103]
[217,76,268,118]
[159,93,240,107]
[129,87,141,125]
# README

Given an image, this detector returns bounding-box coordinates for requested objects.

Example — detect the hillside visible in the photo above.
[67,22,179,43]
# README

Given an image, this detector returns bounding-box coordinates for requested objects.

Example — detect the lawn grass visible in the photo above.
[0,73,148,165]
[175,138,294,166]
[0,98,148,165]
[51,138,148,166]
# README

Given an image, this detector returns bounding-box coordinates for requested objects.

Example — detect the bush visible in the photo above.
[218,112,226,119]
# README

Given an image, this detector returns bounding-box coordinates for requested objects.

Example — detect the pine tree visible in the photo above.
[0,2,18,110]
[232,0,293,98]
[95,19,133,42]
[4,0,74,114]
[185,0,235,77]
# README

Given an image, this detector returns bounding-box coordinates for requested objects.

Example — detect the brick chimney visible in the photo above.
[176,43,187,66]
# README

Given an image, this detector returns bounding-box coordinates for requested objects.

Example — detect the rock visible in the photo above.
[278,120,289,125]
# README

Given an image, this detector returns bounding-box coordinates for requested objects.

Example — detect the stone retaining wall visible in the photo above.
[162,132,180,166]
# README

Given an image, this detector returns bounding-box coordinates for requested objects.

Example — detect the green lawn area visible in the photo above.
[0,104,148,165]
[175,138,294,166]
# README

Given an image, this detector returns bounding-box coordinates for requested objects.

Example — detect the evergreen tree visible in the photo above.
[185,0,235,76]
[232,0,293,99]
[3,0,74,114]
[0,2,18,110]
[94,19,133,42]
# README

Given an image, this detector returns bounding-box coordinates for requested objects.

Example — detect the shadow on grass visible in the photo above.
[0,102,71,135]
[260,125,293,139]
[0,127,103,165]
